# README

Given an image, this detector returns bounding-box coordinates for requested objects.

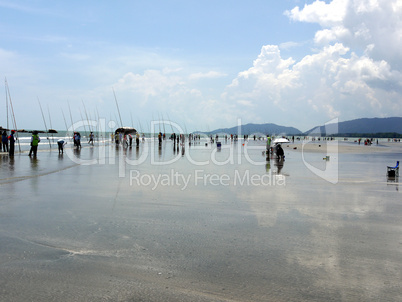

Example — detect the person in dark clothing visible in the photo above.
[276,144,284,159]
[8,130,15,156]
[1,131,8,152]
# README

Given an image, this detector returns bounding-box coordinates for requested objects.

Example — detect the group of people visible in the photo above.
[1,130,16,156]
[266,135,284,160]
[1,130,41,157]
[0,129,70,157]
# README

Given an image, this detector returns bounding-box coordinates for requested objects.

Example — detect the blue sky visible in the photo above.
[1,0,402,133]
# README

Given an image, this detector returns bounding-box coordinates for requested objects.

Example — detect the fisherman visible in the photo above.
[29,131,41,157]
[158,132,162,146]
[266,135,271,153]
[88,132,94,145]
[8,130,16,157]
[136,132,140,147]
[1,130,8,152]
[128,134,133,147]
[74,132,81,148]
[57,139,66,154]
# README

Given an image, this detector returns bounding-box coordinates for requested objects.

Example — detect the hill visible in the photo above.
[306,117,402,136]
[196,123,302,136]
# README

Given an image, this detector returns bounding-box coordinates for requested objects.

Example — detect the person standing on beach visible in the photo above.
[8,130,15,156]
[29,131,40,157]
[266,135,271,153]
[2,131,8,152]
[88,132,94,145]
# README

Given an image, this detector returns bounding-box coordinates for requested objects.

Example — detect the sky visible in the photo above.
[1,0,402,133]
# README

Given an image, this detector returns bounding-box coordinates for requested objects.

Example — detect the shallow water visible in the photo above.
[0,140,401,301]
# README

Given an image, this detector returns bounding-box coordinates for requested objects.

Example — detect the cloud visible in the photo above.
[223,41,402,130]
[279,41,303,51]
[287,0,402,65]
[285,0,347,26]
[218,0,402,130]
[189,71,227,80]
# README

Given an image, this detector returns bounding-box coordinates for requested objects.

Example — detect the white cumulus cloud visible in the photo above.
[222,0,402,130]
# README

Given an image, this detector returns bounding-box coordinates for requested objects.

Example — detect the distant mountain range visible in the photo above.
[197,123,302,135]
[197,117,402,136]
[306,117,402,136]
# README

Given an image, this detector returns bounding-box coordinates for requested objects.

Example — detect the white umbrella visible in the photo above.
[273,138,290,144]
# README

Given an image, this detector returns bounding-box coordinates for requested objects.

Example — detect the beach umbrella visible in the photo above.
[273,138,290,144]
[48,129,58,133]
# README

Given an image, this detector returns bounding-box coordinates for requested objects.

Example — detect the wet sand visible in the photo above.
[0,140,401,301]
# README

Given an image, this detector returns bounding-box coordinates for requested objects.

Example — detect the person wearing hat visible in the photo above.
[29,131,41,157]
[8,130,16,156]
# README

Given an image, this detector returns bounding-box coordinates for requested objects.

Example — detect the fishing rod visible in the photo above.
[79,108,88,138]
[112,88,123,128]
[166,112,175,134]
[61,108,69,139]
[47,104,54,142]
[37,98,51,149]
[95,106,100,142]
[151,113,155,139]
[94,106,102,141]
[68,101,74,131]
[82,99,92,133]
[4,78,9,129]
[5,79,21,151]
[138,119,143,134]
[157,112,161,133]
[161,113,166,136]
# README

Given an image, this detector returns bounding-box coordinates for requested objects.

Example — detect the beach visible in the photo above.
[0,138,401,301]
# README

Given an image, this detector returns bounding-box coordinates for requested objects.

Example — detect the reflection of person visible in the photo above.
[57,139,66,154]
[275,158,284,174]
[2,131,8,152]
[8,130,16,156]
